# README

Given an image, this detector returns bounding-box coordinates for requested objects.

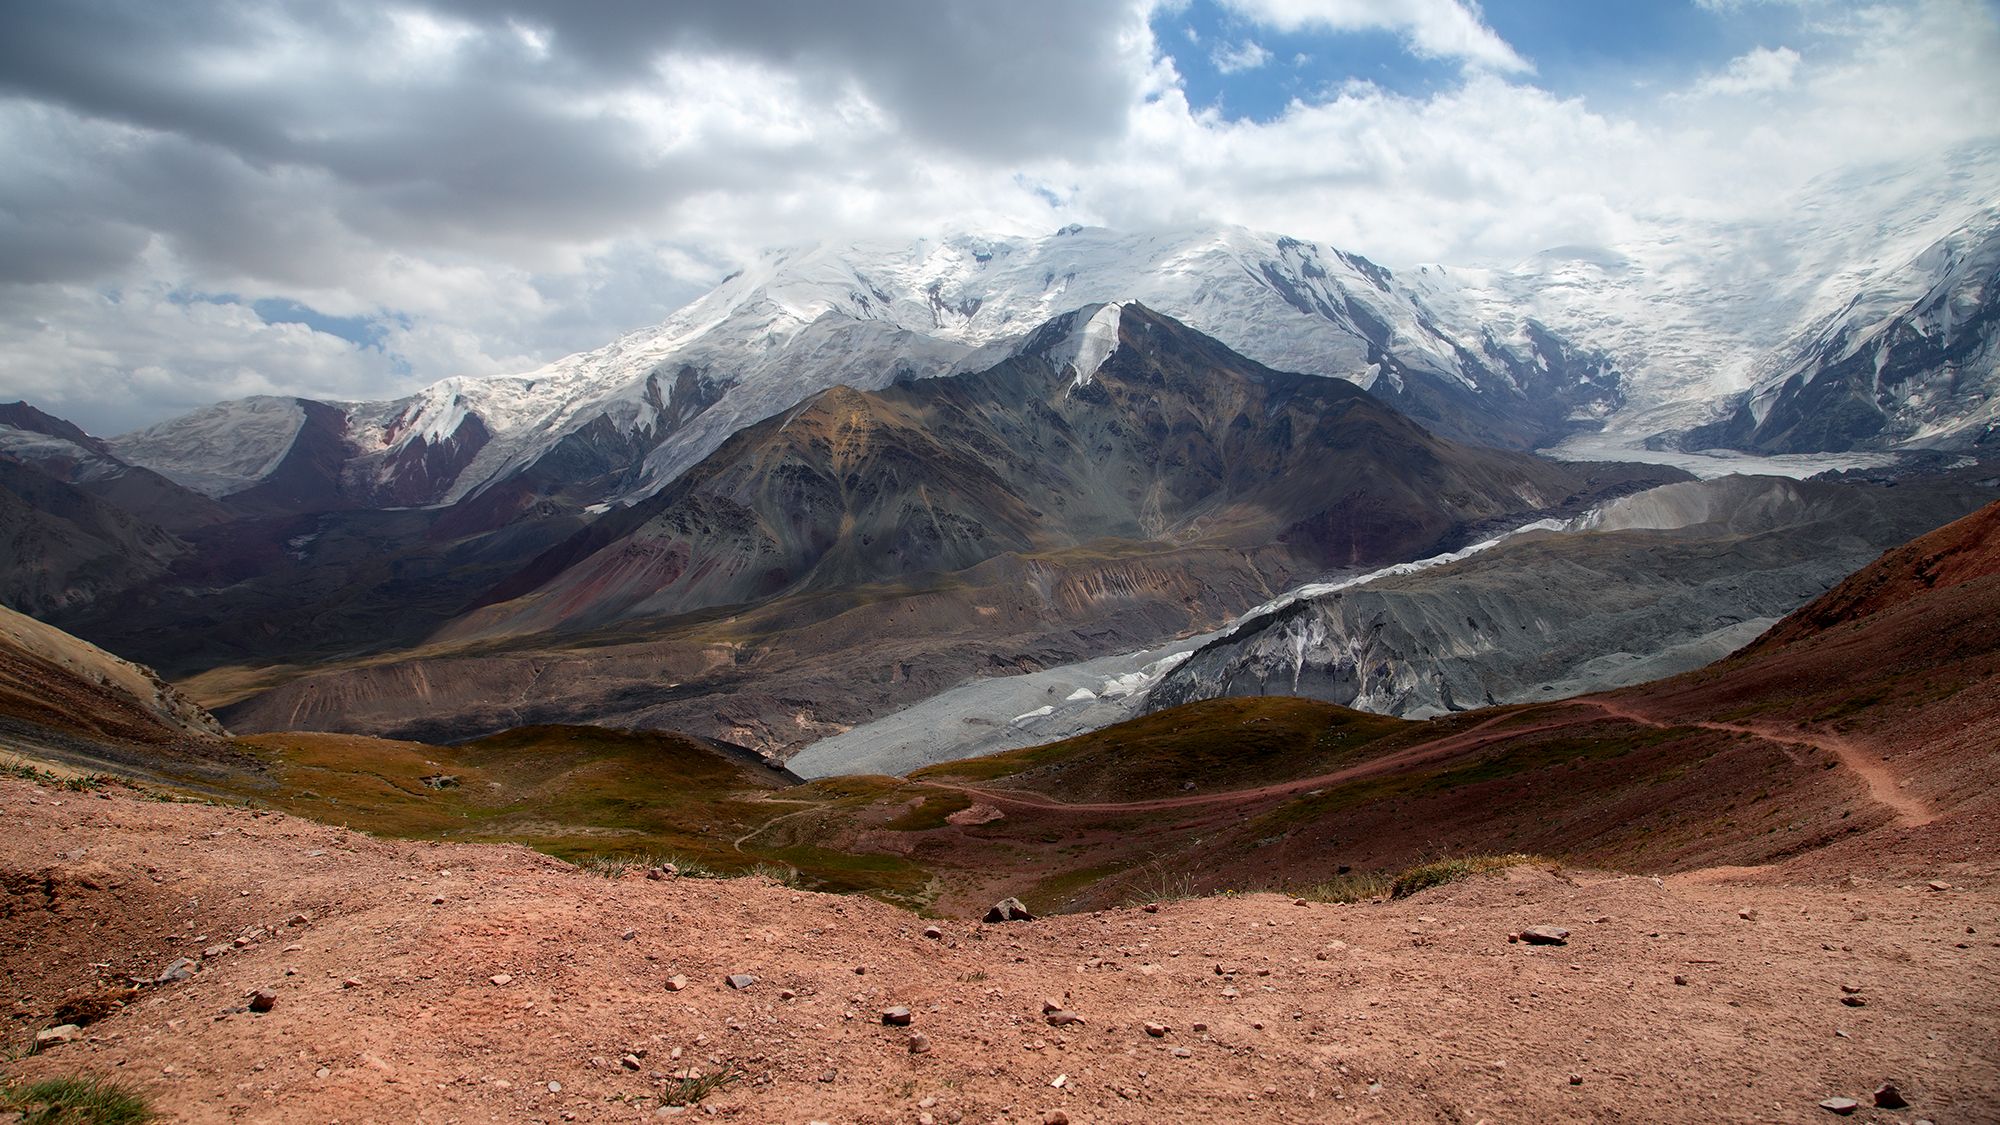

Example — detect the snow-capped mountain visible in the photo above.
[1681,207,2000,452]
[107,224,1624,517]
[1445,144,2000,455]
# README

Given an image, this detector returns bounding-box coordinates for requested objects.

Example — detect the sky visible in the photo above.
[1,0,1997,435]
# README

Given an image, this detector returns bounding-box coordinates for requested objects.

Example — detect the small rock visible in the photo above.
[248,989,277,1013]
[1568,1073,1583,1086]
[1873,1083,1909,1109]
[985,897,1033,923]
[1840,984,1863,994]
[1673,975,1688,986]
[621,929,637,941]
[1926,880,1950,892]
[1044,1111,1070,1124]
[1520,926,1570,946]
[621,1055,642,1071]
[725,973,758,990]
[1819,1096,1860,1115]
[779,989,796,1001]
[155,957,198,984]
[1041,998,1063,1013]
[1294,899,1308,907]
[1144,1022,1168,1038]
[1506,933,1520,944]
[1841,996,1867,1008]
[1739,908,1756,920]
[1171,1046,1193,1058]
[908,1031,932,1054]
[882,1006,913,1026]
[1143,903,1160,913]
[490,974,513,986]
[923,926,943,940]
[1045,1010,1083,1027]
[286,912,310,926]
[547,1081,562,1094]
[664,975,688,992]
[34,1024,83,1047]
[341,977,362,989]
[1191,1022,1207,1032]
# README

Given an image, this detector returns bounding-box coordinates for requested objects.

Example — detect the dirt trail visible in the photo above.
[1582,699,1934,826]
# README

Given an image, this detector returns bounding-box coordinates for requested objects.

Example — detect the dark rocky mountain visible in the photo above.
[449,303,1659,641]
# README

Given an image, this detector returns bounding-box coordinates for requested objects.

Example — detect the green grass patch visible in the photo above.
[914,696,1410,799]
[1389,853,1548,899]
[882,790,973,831]
[5,1075,154,1124]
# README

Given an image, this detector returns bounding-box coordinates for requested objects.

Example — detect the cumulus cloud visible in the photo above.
[1213,39,1274,73]
[1218,0,1533,73]
[1689,45,1802,95]
[0,0,1995,435]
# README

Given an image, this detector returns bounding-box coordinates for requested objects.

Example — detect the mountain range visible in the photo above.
[1,155,1997,761]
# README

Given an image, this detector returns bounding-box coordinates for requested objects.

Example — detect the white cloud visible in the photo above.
[1218,0,1533,73]
[1689,45,1802,96]
[1212,39,1273,73]
[0,0,1997,435]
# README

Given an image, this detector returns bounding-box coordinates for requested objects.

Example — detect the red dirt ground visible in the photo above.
[5,775,1997,1124]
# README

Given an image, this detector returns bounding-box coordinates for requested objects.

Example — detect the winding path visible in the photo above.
[1579,699,1932,827]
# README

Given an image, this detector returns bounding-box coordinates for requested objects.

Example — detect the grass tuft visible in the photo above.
[657,1061,742,1107]
[1389,853,1548,899]
[2,762,113,791]
[1286,870,1394,904]
[6,1075,155,1124]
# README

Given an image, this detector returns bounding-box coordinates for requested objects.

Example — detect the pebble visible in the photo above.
[248,989,277,1013]
[621,1055,642,1071]
[1673,975,1688,986]
[1926,880,1951,892]
[621,929,637,941]
[490,974,513,987]
[665,975,689,992]
[1520,926,1570,946]
[1144,1022,1169,1038]
[1044,1111,1070,1124]
[1819,1096,1860,1115]
[1045,1010,1084,1027]
[908,1032,932,1054]
[547,1081,562,1094]
[1840,996,1867,1008]
[1171,1047,1193,1058]
[882,1006,913,1026]
[1874,1083,1909,1109]
[34,1024,82,1047]
[1143,903,1160,913]
[725,974,758,990]
[923,926,943,940]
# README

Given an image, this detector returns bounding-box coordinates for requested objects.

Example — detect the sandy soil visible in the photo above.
[4,776,1996,1124]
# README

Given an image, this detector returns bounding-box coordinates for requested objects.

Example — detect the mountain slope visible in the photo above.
[448,303,1639,641]
[1682,210,2000,452]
